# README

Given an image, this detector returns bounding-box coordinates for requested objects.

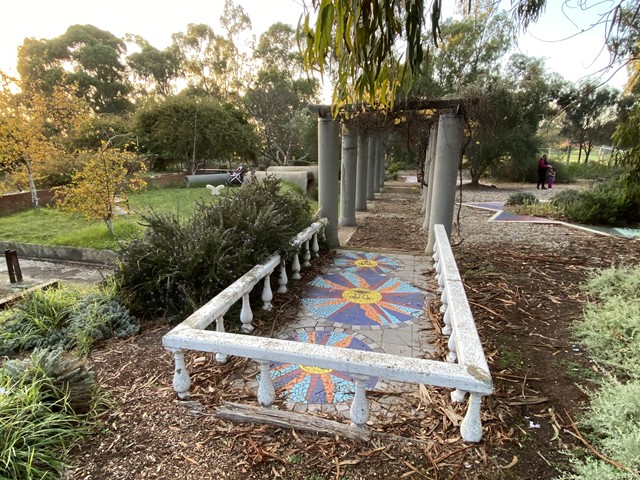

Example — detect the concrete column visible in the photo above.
[339,125,357,227]
[373,136,381,193]
[377,140,386,189]
[422,126,438,231]
[318,116,341,247]
[426,114,464,254]
[355,133,369,211]
[366,135,377,200]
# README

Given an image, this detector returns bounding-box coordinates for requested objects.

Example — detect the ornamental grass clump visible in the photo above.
[0,350,99,480]
[116,177,314,322]
[0,284,138,356]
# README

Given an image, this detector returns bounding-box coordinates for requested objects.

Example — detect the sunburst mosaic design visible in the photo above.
[270,330,378,404]
[302,272,425,327]
[334,252,403,274]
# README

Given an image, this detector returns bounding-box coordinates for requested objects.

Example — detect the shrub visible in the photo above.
[561,379,640,480]
[560,266,640,479]
[551,189,582,208]
[0,352,98,480]
[116,177,314,323]
[564,179,640,226]
[505,192,538,206]
[3,349,96,414]
[0,285,138,356]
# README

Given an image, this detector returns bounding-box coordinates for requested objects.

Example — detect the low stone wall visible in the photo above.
[0,241,117,265]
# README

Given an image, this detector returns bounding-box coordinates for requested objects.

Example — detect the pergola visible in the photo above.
[310,100,466,253]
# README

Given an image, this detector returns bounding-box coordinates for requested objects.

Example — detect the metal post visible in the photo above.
[4,250,16,284]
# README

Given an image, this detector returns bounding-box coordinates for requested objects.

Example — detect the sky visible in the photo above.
[0,0,629,91]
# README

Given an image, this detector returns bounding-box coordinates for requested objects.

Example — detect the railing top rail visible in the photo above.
[433,223,492,380]
[175,219,326,331]
[433,224,461,282]
[163,328,493,394]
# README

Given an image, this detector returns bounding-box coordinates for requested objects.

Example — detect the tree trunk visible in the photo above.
[104,217,115,236]
[24,155,39,209]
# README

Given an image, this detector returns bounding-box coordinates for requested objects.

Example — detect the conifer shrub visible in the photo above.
[116,177,314,322]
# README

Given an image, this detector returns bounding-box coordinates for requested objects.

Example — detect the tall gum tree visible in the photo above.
[17,25,132,114]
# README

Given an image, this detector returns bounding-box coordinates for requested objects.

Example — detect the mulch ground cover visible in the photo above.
[67,187,640,480]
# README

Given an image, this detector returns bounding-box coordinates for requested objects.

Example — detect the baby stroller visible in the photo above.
[227,165,246,185]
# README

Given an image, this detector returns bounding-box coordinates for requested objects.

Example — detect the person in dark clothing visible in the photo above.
[536,154,550,189]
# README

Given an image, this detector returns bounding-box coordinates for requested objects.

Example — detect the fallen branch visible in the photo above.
[564,409,636,474]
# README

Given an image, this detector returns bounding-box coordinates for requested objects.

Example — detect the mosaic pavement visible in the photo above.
[465,201,640,237]
[259,250,438,414]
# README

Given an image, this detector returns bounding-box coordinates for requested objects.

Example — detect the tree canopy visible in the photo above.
[17,25,132,113]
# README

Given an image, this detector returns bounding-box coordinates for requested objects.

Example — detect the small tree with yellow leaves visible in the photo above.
[57,138,146,236]
[0,73,88,207]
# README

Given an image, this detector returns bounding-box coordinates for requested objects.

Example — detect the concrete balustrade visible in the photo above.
[432,224,493,442]
[163,222,492,442]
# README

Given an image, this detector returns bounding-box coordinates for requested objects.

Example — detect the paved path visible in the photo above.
[240,248,439,418]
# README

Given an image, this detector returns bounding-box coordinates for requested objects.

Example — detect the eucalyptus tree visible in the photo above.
[556,80,620,163]
[126,35,182,98]
[300,0,548,108]
[17,25,132,113]
[246,23,319,165]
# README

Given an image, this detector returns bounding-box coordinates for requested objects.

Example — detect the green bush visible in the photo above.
[551,189,582,208]
[561,379,640,480]
[116,177,314,323]
[560,266,640,479]
[0,285,138,356]
[564,179,640,226]
[505,192,538,206]
[0,352,98,480]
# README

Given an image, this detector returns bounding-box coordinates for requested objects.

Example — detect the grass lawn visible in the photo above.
[0,186,221,250]
[0,183,317,250]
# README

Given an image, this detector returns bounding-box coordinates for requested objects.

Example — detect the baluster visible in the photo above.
[262,274,273,310]
[291,253,302,280]
[168,348,191,399]
[451,389,467,402]
[350,375,370,427]
[256,360,275,407]
[443,309,452,335]
[302,240,311,267]
[440,289,448,314]
[447,334,458,363]
[311,233,320,257]
[240,294,254,333]
[216,316,228,363]
[460,394,484,442]
[277,260,288,294]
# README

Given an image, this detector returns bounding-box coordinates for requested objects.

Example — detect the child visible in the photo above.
[547,167,556,189]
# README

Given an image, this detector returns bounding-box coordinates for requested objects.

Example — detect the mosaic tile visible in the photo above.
[333,252,405,275]
[302,272,426,328]
[269,329,378,404]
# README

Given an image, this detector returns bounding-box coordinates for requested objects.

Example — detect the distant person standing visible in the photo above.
[537,154,549,190]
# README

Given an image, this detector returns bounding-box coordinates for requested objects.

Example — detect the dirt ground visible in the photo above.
[67,182,640,480]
